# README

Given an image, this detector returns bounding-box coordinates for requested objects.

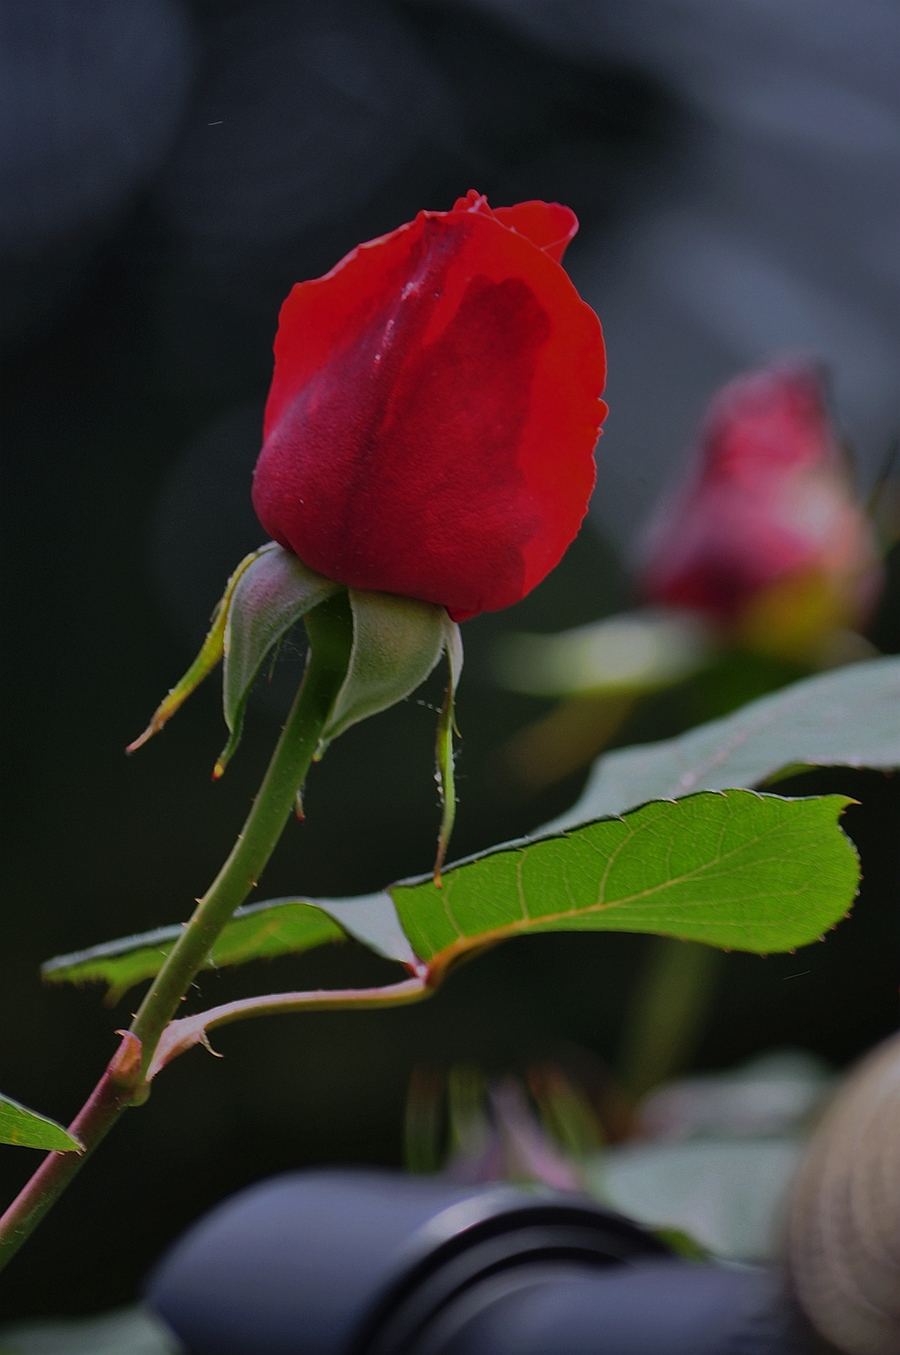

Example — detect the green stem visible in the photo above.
[130,619,348,1063]
[0,597,351,1272]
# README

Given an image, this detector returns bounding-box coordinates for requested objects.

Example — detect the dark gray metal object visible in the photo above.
[147,1170,809,1355]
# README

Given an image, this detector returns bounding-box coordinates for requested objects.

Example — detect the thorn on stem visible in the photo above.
[199,1032,223,1060]
[108,1031,143,1088]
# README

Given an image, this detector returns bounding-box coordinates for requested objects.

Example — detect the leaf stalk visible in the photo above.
[148,977,430,1078]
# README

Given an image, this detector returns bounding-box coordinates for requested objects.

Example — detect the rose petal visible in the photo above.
[253,196,605,620]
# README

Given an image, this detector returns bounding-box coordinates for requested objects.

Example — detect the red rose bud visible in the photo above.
[252,191,607,622]
[638,362,882,662]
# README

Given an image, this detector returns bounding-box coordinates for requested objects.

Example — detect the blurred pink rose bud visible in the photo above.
[637,362,883,663]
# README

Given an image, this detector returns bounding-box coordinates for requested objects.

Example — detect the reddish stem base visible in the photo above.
[0,1061,139,1267]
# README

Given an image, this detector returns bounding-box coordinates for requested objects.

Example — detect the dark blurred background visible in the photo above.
[1,0,898,1318]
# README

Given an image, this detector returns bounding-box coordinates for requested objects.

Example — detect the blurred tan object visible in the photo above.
[788,1030,900,1355]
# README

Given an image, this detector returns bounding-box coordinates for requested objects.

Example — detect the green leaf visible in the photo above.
[0,1094,81,1152]
[217,544,341,774]
[319,590,449,745]
[391,791,858,978]
[0,1305,179,1353]
[311,892,419,965]
[546,655,900,830]
[43,900,346,1005]
[42,893,416,1005]
[591,1138,805,1262]
[493,610,711,696]
[47,794,859,995]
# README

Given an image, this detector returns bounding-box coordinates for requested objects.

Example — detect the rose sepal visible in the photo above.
[434,617,463,882]
[317,589,456,748]
[125,545,267,754]
[127,544,464,867]
[216,544,341,775]
[307,587,462,877]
